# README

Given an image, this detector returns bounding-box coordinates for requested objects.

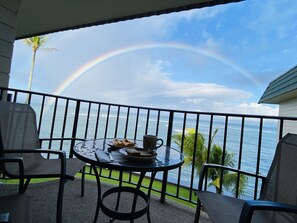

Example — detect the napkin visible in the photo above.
[95,149,112,163]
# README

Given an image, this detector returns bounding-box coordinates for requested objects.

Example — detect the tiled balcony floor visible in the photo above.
[1,179,210,223]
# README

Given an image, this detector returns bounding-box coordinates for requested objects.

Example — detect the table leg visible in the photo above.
[147,172,157,223]
[161,170,168,203]
[109,171,123,223]
[92,165,102,223]
[115,171,123,212]
[130,172,146,222]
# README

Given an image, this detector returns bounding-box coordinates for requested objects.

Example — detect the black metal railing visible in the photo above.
[1,87,297,204]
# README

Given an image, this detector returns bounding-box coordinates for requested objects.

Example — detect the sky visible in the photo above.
[9,0,297,115]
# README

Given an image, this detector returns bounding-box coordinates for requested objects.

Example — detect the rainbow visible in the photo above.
[53,42,259,96]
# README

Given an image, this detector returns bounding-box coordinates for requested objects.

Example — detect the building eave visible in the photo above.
[16,0,242,40]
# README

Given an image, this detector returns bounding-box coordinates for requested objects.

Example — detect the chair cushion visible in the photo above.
[197,191,273,223]
[197,191,245,223]
[4,154,85,180]
[0,194,32,223]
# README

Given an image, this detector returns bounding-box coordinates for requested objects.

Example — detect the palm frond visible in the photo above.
[172,128,248,196]
[22,38,34,46]
[22,36,54,52]
[40,47,57,52]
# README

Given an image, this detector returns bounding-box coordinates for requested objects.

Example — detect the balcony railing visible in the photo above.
[1,87,297,205]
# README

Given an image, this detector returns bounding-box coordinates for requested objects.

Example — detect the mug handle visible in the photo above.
[156,138,164,149]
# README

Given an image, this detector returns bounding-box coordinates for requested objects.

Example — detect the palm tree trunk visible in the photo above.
[26,50,36,103]
[215,187,220,194]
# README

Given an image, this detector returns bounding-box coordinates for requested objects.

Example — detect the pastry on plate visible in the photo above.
[123,138,135,147]
[113,139,124,147]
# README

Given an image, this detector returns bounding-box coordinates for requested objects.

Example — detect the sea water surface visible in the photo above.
[36,103,278,199]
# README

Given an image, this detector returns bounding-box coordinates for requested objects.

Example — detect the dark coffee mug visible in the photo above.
[143,135,163,152]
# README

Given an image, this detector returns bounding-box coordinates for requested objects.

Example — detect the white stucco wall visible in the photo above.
[0,0,20,88]
[279,98,297,135]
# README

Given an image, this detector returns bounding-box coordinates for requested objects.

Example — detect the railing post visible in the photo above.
[279,119,284,140]
[70,100,81,158]
[160,111,174,203]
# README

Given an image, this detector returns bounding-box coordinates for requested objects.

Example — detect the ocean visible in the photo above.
[36,103,279,199]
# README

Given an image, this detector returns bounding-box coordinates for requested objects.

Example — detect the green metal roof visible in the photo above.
[259,65,297,104]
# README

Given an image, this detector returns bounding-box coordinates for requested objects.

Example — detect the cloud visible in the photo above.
[244,0,297,42]
[115,3,228,39]
[281,48,295,54]
[163,82,251,99]
[213,102,278,116]
[238,103,278,115]
[172,4,228,22]
[62,58,274,115]
[181,98,206,105]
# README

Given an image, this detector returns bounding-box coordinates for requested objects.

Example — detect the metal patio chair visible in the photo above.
[0,101,85,223]
[194,133,297,223]
[0,157,32,223]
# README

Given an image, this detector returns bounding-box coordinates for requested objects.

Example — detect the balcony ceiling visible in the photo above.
[16,0,241,39]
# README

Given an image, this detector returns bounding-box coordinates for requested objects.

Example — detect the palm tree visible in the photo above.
[172,128,247,196]
[23,36,56,101]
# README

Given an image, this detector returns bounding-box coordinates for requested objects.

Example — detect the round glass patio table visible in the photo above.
[73,138,184,223]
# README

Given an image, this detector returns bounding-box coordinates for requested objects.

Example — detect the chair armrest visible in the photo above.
[0,157,24,177]
[0,213,10,223]
[198,163,266,191]
[2,149,66,177]
[3,149,65,156]
[239,200,297,223]
[0,157,25,195]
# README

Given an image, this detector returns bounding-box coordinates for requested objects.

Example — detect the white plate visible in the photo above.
[119,148,157,162]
